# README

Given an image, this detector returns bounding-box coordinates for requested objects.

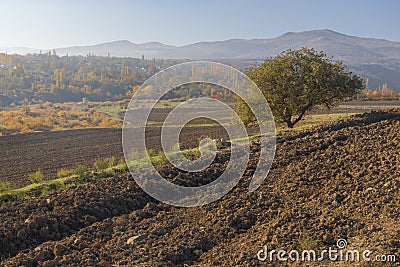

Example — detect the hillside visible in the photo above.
[1,110,399,266]
[27,30,400,63]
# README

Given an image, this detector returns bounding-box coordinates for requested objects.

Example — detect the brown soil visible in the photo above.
[0,110,399,266]
[0,125,243,189]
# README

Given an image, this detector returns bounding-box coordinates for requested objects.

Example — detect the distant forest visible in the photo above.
[0,53,397,107]
[0,53,216,106]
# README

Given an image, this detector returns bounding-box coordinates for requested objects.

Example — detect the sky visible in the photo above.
[1,0,400,49]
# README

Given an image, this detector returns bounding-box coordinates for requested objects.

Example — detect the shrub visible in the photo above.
[157,151,167,164]
[0,180,11,193]
[39,181,63,196]
[118,157,126,166]
[40,185,53,195]
[94,157,119,172]
[146,149,157,158]
[214,139,224,150]
[114,158,129,174]
[108,156,117,167]
[94,158,109,172]
[148,150,168,165]
[29,170,44,184]
[74,165,92,183]
[57,168,75,178]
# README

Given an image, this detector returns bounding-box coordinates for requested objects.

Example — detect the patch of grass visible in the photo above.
[155,101,181,108]
[185,118,220,127]
[89,157,130,175]
[302,113,357,123]
[147,150,168,165]
[29,170,44,184]
[96,169,115,179]
[182,148,201,160]
[41,184,58,195]
[127,149,173,169]
[0,176,72,203]
[0,131,266,204]
[145,149,166,164]
[127,157,151,169]
[0,157,131,204]
[278,112,358,133]
[113,159,129,174]
[96,102,183,123]
[299,233,320,250]
[95,105,126,122]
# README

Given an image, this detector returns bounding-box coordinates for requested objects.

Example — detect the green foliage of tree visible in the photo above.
[238,47,364,128]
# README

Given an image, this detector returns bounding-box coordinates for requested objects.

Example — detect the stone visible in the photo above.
[54,243,72,256]
[127,234,148,245]
[17,228,28,241]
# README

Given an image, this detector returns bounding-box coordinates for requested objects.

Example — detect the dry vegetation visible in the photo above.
[0,102,120,136]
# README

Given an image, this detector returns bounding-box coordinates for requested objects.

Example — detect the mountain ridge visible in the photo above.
[3,29,400,58]
[1,29,400,91]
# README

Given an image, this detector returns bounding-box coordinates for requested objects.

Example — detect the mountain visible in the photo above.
[55,40,176,58]
[2,30,400,91]
[0,47,41,55]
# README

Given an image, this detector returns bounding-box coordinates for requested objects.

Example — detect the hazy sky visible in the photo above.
[1,0,400,48]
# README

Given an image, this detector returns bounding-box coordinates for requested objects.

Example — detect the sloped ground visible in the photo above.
[0,110,399,266]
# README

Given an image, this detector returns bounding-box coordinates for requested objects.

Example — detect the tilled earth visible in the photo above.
[0,110,399,266]
[0,125,235,189]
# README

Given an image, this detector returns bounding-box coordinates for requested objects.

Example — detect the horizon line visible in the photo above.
[1,28,399,53]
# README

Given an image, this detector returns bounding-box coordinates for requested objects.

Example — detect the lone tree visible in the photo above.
[238,47,364,128]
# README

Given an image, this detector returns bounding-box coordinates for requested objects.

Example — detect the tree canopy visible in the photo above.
[0,54,236,106]
[238,47,364,128]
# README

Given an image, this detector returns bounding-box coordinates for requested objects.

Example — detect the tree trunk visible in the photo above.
[285,120,295,128]
[285,108,308,128]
